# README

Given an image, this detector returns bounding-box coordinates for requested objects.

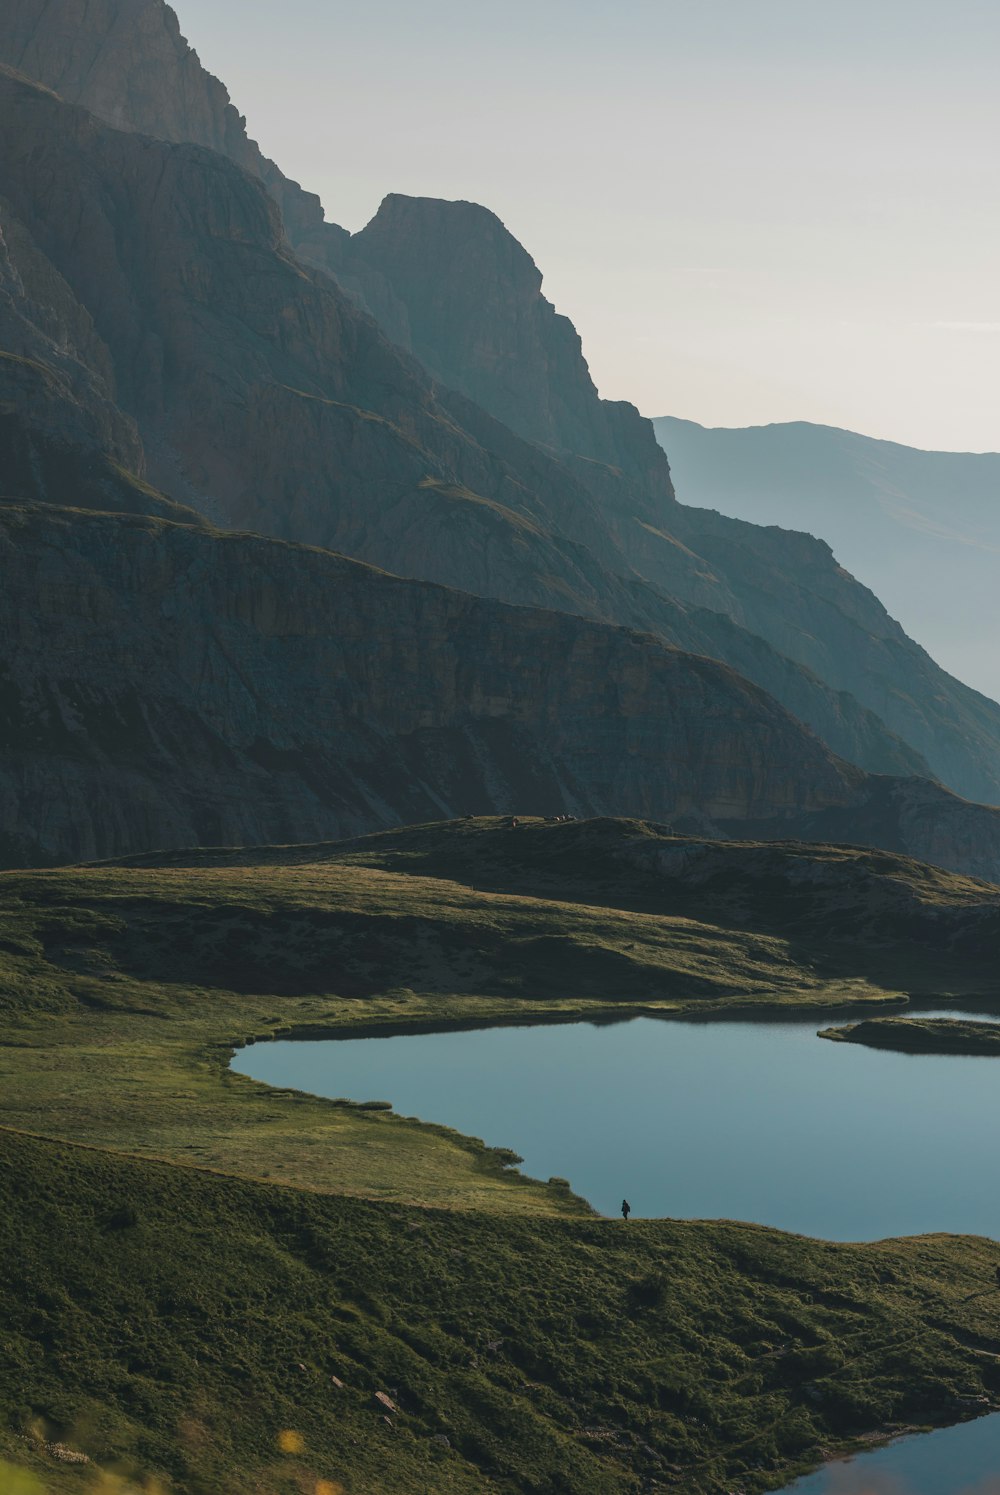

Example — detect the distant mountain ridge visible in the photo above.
[655,416,1000,705]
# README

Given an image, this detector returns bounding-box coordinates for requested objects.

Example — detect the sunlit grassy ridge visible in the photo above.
[3,817,1000,1492]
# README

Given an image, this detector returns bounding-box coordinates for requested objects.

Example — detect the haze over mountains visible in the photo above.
[656,416,1000,704]
[3,0,1000,877]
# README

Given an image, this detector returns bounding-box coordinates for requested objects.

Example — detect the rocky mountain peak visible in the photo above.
[7,0,242,152]
[7,2,1000,821]
[0,6,670,488]
[357,193,546,301]
[0,0,327,241]
[347,192,671,488]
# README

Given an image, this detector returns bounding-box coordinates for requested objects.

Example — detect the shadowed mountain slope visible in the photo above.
[3,11,1000,808]
[347,193,666,490]
[7,501,1000,880]
[121,814,1000,998]
[0,62,932,796]
[340,194,1000,808]
[655,415,1000,703]
[0,500,856,867]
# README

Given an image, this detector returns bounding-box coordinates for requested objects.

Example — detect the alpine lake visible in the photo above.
[233,1006,1000,1492]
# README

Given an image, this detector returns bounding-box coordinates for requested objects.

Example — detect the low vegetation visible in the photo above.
[6,1129,1000,1495]
[3,817,1000,1492]
[821,1017,1000,1054]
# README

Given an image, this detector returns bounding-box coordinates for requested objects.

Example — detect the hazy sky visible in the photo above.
[177,0,1000,451]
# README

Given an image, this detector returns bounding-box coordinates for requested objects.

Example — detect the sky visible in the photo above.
[175,0,1000,452]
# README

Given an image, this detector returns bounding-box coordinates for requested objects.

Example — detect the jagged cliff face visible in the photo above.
[0,185,141,472]
[4,8,1000,862]
[344,194,1000,808]
[7,501,1000,880]
[3,9,996,807]
[4,0,246,151]
[0,0,329,242]
[0,501,865,867]
[0,70,621,572]
[0,63,931,797]
[347,194,670,491]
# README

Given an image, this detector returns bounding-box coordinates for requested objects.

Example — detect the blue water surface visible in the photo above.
[232,1011,1000,1492]
[783,1411,1000,1492]
[232,1009,1000,1241]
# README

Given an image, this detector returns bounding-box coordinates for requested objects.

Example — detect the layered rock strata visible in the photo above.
[6,501,1000,879]
[3,8,1000,862]
[0,501,858,866]
[0,65,973,791]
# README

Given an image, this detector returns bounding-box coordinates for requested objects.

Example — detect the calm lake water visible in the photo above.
[233,1011,1000,1492]
[232,1009,1000,1241]
[782,1411,1000,1492]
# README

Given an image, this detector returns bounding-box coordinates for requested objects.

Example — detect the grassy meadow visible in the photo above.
[3,816,1000,1492]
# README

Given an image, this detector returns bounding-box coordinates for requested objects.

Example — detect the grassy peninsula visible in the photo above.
[820,1017,1000,1054]
[4,817,1000,1492]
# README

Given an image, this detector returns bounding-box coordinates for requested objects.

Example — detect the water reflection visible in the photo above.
[233,1009,1000,1241]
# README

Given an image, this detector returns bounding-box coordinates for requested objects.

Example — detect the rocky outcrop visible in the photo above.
[819,1020,1000,1054]
[0,187,142,468]
[344,194,1000,807]
[347,194,669,491]
[350,814,1000,956]
[0,398,201,522]
[0,0,328,243]
[0,68,623,571]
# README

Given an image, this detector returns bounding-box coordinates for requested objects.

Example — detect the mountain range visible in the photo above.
[6,10,1000,1489]
[655,415,1000,704]
[2,0,1000,877]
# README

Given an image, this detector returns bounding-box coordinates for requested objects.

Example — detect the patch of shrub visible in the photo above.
[104,1204,139,1231]
[628,1272,668,1309]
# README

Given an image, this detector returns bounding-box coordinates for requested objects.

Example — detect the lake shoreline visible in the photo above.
[230,990,991,1054]
[232,1004,1000,1241]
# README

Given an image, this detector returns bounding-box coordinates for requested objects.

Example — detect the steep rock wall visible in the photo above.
[0,502,864,866]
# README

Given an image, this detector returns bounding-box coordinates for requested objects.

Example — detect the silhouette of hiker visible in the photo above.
[621,1199,631,1221]
[994,1265,1000,1289]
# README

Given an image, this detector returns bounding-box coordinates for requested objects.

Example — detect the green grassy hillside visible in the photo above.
[5,1129,1000,1495]
[3,817,1000,1492]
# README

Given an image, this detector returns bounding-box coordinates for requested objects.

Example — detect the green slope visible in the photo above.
[4,1129,1000,1495]
[3,817,1000,1492]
